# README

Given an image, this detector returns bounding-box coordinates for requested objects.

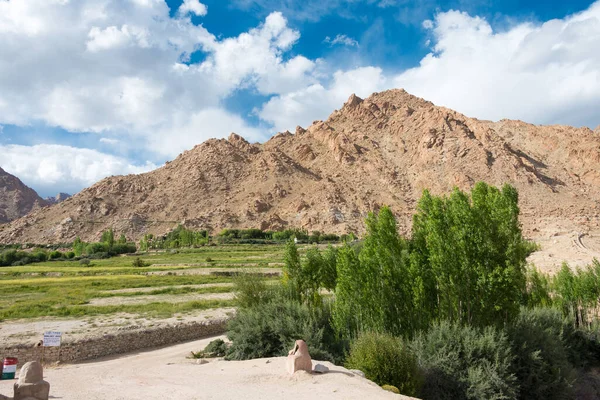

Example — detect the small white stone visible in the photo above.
[196,359,209,365]
[349,369,366,378]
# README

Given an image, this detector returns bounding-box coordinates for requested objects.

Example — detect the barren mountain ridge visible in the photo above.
[1,89,599,245]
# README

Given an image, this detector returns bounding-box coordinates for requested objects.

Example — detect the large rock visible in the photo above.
[13,361,50,400]
[286,340,312,375]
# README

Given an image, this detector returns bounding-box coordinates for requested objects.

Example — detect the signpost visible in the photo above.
[43,331,62,347]
[41,331,62,364]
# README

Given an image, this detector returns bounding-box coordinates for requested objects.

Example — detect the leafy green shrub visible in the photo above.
[205,257,213,263]
[507,308,575,400]
[79,258,91,266]
[193,339,229,358]
[226,295,343,363]
[66,251,75,259]
[563,321,600,369]
[49,250,63,260]
[233,272,272,308]
[131,257,149,268]
[345,332,423,397]
[411,321,516,400]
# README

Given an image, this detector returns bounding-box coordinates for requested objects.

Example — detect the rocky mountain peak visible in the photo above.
[1,88,600,243]
[0,168,48,224]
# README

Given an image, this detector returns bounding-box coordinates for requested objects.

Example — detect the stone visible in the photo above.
[313,364,329,374]
[286,340,312,375]
[196,359,208,365]
[349,369,366,378]
[13,361,50,400]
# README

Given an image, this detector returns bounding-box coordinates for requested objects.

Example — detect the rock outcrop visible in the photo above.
[1,89,600,243]
[286,340,312,375]
[13,361,50,400]
[45,193,71,205]
[0,168,48,224]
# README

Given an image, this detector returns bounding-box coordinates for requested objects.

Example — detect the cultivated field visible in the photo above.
[0,244,289,346]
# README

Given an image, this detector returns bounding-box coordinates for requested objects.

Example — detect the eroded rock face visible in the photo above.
[286,340,312,375]
[13,361,50,400]
[0,167,48,224]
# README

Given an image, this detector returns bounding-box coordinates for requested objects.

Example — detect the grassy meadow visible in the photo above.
[0,244,287,321]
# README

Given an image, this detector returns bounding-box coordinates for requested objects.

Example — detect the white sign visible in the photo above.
[43,331,62,347]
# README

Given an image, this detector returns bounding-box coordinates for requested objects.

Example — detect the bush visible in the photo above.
[345,332,423,397]
[233,272,272,308]
[411,321,516,400]
[49,250,63,260]
[131,257,149,268]
[193,339,229,358]
[226,294,344,364]
[79,258,91,266]
[507,308,576,400]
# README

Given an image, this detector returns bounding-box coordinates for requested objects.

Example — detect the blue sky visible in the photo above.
[0,0,599,197]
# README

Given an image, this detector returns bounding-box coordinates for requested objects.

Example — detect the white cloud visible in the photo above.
[393,4,600,127]
[99,137,120,145]
[0,144,157,196]
[178,0,208,17]
[87,25,150,52]
[324,34,359,47]
[0,2,310,162]
[259,67,387,132]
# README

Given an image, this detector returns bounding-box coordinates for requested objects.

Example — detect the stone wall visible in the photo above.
[0,319,227,366]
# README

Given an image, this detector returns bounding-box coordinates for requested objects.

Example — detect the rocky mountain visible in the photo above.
[45,193,72,205]
[0,168,48,224]
[1,89,599,244]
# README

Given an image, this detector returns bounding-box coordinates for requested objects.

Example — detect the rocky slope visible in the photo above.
[1,89,599,244]
[0,167,48,224]
[45,193,72,205]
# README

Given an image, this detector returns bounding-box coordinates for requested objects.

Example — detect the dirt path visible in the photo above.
[526,220,600,274]
[0,337,413,400]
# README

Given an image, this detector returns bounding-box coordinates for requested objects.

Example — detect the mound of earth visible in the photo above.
[1,89,600,246]
[0,167,48,224]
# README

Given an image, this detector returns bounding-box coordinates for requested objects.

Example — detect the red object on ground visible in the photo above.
[1,357,18,380]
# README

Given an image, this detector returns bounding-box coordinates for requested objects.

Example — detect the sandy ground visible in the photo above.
[0,308,235,347]
[0,336,414,400]
[527,223,600,274]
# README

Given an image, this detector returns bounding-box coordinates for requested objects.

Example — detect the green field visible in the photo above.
[0,244,289,321]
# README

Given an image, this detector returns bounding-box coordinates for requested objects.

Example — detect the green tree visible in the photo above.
[334,207,415,338]
[101,228,115,248]
[410,182,528,327]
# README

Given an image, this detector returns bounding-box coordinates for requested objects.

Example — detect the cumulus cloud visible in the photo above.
[324,34,359,47]
[178,0,208,17]
[259,67,388,132]
[394,4,600,127]
[0,2,307,160]
[0,144,157,196]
